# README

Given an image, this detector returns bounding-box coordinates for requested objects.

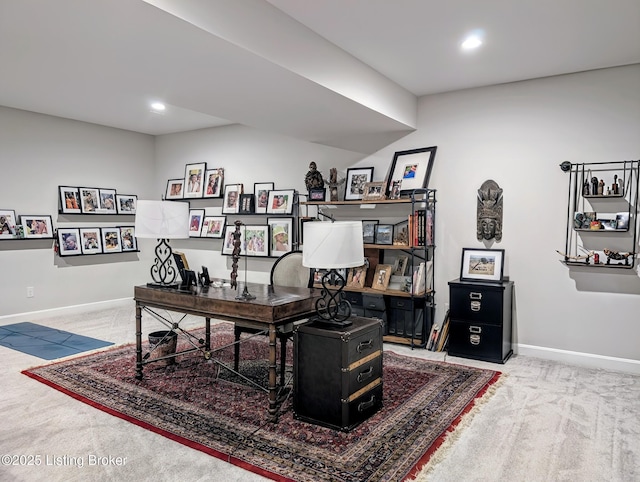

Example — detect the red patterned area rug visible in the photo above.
[23,322,501,482]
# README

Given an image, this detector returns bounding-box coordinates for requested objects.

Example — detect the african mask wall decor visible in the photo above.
[477,179,503,242]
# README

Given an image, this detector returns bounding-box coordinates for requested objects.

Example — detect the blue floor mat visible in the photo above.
[0,322,113,360]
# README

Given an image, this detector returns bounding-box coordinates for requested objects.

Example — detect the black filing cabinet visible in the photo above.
[447,279,513,364]
[293,316,383,431]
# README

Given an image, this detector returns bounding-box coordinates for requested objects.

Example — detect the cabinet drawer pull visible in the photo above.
[470,301,481,311]
[470,292,482,300]
[358,394,376,412]
[470,334,481,345]
[469,325,482,334]
[357,339,373,352]
[357,366,374,383]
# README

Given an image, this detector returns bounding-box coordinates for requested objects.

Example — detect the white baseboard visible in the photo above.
[0,298,133,324]
[517,343,640,375]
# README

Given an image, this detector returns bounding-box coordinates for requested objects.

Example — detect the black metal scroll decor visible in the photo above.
[315,269,352,324]
[151,239,177,285]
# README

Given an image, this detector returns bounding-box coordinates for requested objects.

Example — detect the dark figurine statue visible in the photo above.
[305,161,324,191]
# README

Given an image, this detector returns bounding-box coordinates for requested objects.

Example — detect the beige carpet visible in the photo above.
[1,301,638,481]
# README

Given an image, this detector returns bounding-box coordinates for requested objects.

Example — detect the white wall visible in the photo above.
[0,107,155,316]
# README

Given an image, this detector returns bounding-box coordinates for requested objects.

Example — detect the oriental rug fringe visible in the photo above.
[23,322,501,481]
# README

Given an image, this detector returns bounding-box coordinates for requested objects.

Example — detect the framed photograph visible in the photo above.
[238,194,255,214]
[346,265,367,288]
[313,269,327,285]
[165,179,185,200]
[222,184,243,214]
[201,216,226,238]
[101,227,122,253]
[20,215,53,239]
[203,168,224,198]
[268,217,293,257]
[392,255,409,276]
[254,182,274,214]
[188,209,205,237]
[372,264,393,291]
[59,186,81,214]
[309,188,326,202]
[299,217,315,245]
[222,225,244,256]
[116,194,137,214]
[79,187,100,213]
[0,209,18,239]
[119,226,138,251]
[79,228,102,254]
[393,220,409,246]
[267,189,295,214]
[616,212,630,230]
[362,220,378,244]
[362,181,386,201]
[385,146,437,197]
[184,162,207,198]
[460,248,505,283]
[389,180,403,200]
[344,167,374,201]
[57,228,82,256]
[243,225,269,257]
[98,189,117,213]
[374,224,393,245]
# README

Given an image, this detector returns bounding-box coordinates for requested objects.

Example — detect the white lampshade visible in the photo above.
[303,221,364,269]
[134,200,189,239]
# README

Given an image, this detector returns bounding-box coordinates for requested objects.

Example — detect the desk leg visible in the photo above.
[268,324,278,422]
[135,304,143,380]
[205,317,211,350]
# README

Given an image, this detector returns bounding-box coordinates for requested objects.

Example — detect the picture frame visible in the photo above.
[188,209,205,237]
[309,188,326,202]
[201,215,226,238]
[374,223,393,245]
[392,255,409,277]
[184,162,207,198]
[616,212,630,230]
[57,228,82,256]
[344,167,374,201]
[393,220,410,246]
[346,265,367,288]
[362,219,378,244]
[203,168,224,198]
[299,216,315,246]
[222,225,244,256]
[0,209,18,239]
[238,194,255,214]
[372,264,393,291]
[20,215,54,239]
[98,188,117,213]
[254,182,274,214]
[268,217,293,257]
[79,187,100,213]
[243,225,269,257]
[362,181,386,201]
[267,189,295,214]
[59,186,81,214]
[389,179,403,200]
[165,179,185,200]
[119,226,138,251]
[460,248,505,283]
[385,146,437,197]
[79,227,103,254]
[222,184,243,214]
[101,227,122,253]
[116,194,137,214]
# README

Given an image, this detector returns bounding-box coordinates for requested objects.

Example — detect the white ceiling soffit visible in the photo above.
[0,0,416,153]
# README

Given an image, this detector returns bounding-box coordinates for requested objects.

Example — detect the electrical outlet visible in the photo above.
[26,287,34,298]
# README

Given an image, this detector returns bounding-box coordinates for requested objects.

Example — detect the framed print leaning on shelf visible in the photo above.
[201,216,226,238]
[116,194,137,214]
[165,179,184,200]
[346,265,367,288]
[20,215,53,239]
[243,225,269,257]
[460,248,504,283]
[374,224,393,245]
[79,228,102,254]
[98,189,117,213]
[0,209,18,239]
[101,227,122,253]
[59,186,81,214]
[203,168,224,198]
[184,162,207,198]
[119,226,137,251]
[362,181,386,201]
[267,189,295,215]
[268,217,293,257]
[385,146,437,197]
[222,184,243,214]
[362,220,378,244]
[254,182,274,214]
[188,209,205,237]
[57,228,82,256]
[79,187,100,213]
[372,264,393,291]
[344,167,374,201]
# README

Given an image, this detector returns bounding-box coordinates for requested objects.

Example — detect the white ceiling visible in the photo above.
[1,0,638,153]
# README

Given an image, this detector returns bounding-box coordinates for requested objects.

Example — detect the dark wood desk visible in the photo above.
[134,282,319,420]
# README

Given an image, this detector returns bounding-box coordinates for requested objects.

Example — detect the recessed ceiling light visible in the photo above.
[150,102,166,112]
[461,33,483,51]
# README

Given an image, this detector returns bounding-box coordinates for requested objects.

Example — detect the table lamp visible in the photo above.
[135,200,189,288]
[303,220,364,326]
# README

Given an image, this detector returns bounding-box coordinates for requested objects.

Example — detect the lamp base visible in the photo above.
[235,285,256,301]
[146,282,180,289]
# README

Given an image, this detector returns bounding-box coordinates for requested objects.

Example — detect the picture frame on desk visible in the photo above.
[165,179,184,200]
[344,167,374,201]
[460,248,504,283]
[385,146,437,197]
[59,186,81,214]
